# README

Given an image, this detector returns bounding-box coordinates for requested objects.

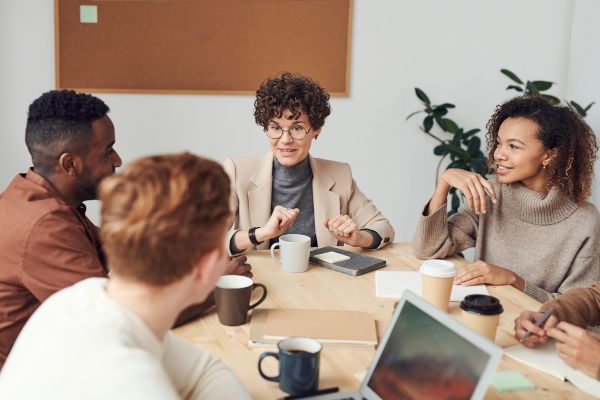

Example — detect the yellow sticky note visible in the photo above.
[313,251,351,264]
[80,5,98,24]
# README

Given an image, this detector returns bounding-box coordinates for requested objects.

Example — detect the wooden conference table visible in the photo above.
[174,243,594,399]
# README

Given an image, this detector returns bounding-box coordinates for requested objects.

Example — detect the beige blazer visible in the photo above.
[224,153,394,253]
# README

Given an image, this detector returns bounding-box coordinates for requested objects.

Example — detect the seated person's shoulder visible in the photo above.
[2,184,74,229]
[27,205,88,240]
[312,156,350,169]
[224,156,265,169]
[223,156,267,183]
[573,200,600,226]
[312,157,352,179]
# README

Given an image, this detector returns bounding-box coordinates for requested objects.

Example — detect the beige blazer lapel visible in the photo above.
[310,156,340,247]
[248,153,273,249]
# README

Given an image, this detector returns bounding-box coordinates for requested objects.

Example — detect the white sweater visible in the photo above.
[0,278,251,400]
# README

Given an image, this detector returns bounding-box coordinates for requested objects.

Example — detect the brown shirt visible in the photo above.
[0,170,107,368]
[540,282,600,380]
[542,282,600,329]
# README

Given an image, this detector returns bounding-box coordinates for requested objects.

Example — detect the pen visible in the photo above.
[519,307,555,343]
[281,387,339,400]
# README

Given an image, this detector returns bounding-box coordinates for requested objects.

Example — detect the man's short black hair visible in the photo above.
[25,90,109,176]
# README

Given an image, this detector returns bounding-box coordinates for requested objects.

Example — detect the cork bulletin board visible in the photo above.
[54,0,353,95]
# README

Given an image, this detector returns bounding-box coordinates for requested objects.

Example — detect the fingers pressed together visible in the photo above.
[324,215,357,238]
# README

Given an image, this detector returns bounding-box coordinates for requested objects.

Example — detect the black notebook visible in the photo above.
[309,246,386,276]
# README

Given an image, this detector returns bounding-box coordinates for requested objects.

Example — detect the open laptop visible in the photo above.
[306,290,502,400]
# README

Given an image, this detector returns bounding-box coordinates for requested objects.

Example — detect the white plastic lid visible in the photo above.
[420,260,457,277]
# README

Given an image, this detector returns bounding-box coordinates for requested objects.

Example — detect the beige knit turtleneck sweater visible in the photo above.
[412,182,600,303]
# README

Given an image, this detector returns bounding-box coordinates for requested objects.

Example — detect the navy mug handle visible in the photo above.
[258,352,280,382]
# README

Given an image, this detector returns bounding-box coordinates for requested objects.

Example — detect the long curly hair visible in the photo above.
[486,96,598,203]
[254,72,331,131]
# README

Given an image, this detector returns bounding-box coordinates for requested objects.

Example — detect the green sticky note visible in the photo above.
[80,5,98,24]
[491,370,535,392]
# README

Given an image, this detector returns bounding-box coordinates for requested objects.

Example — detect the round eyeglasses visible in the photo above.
[265,124,312,141]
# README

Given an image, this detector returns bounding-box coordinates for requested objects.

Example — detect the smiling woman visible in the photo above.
[224,73,395,255]
[413,96,600,303]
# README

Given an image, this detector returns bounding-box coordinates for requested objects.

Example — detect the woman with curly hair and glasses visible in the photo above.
[413,96,600,302]
[225,72,394,254]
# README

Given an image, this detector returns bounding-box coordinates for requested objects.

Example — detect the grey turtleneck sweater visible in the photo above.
[412,182,600,303]
[270,157,317,247]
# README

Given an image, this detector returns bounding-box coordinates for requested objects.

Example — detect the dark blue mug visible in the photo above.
[258,337,321,395]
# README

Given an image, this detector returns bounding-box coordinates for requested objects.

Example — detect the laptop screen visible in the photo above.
[366,301,491,400]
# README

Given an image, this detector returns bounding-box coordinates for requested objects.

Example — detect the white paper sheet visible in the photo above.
[374,271,489,302]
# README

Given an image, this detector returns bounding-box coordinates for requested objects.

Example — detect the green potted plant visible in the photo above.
[501,68,595,117]
[407,88,487,214]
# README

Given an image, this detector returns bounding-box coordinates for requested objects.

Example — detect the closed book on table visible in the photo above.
[310,246,386,276]
[249,309,377,348]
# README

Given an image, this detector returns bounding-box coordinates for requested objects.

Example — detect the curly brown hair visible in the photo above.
[99,153,231,286]
[254,72,331,131]
[486,96,598,204]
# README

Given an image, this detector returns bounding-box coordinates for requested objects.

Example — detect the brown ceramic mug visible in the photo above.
[214,275,267,326]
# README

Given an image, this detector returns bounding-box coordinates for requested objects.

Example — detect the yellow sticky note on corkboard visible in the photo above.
[80,5,98,24]
[313,251,351,264]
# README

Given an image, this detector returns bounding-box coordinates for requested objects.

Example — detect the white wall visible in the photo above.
[1,0,598,241]
[567,0,600,204]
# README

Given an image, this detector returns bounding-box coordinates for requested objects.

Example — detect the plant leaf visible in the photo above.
[444,144,470,160]
[526,81,539,95]
[423,115,433,132]
[584,102,595,112]
[442,118,459,133]
[532,81,554,91]
[569,101,586,116]
[433,107,448,117]
[434,115,445,130]
[452,129,464,145]
[433,144,447,156]
[463,128,481,138]
[451,192,460,214]
[541,94,560,105]
[506,85,523,92]
[406,110,423,120]
[439,103,456,109]
[501,69,523,84]
[467,136,481,155]
[471,158,488,177]
[448,160,468,170]
[415,88,430,105]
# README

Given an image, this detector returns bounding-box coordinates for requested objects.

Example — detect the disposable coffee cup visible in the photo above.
[420,260,456,312]
[460,294,504,342]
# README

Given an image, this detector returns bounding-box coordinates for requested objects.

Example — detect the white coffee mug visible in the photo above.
[270,234,311,273]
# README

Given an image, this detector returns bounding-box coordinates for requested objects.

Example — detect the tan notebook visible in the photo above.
[249,309,377,348]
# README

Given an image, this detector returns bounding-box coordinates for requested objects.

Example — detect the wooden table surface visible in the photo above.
[174,243,594,399]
